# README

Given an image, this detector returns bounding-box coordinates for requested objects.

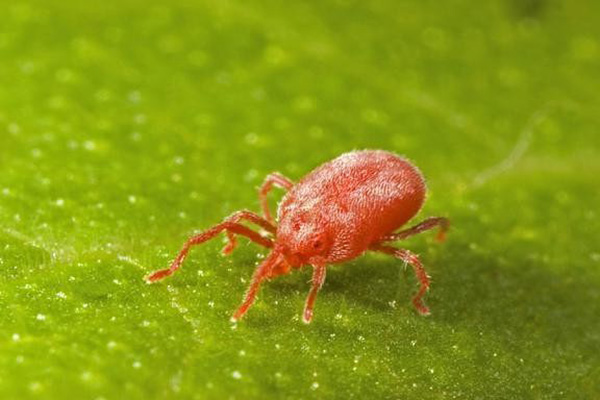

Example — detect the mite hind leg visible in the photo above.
[380,217,449,243]
[370,244,431,316]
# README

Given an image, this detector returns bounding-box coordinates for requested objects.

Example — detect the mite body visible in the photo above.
[146,150,449,323]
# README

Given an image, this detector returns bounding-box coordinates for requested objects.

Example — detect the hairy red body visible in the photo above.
[146,150,449,323]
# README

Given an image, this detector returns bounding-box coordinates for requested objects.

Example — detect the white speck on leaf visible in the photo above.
[245,132,258,145]
[244,169,258,182]
[8,123,21,134]
[128,91,141,104]
[134,114,147,124]
[29,382,42,392]
[83,140,97,151]
[232,371,242,380]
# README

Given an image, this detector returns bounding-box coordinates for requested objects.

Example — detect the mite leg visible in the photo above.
[302,264,327,324]
[231,251,283,322]
[145,216,273,283]
[259,172,294,224]
[380,217,450,243]
[370,244,431,316]
[221,210,277,256]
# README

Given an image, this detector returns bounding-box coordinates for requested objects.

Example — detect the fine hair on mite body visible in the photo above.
[146,149,449,323]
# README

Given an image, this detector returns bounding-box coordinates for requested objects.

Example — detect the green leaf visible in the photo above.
[1,0,599,398]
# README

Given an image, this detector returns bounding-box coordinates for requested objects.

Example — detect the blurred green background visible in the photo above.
[1,0,599,399]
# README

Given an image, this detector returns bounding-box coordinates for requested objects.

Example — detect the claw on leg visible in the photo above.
[145,267,175,283]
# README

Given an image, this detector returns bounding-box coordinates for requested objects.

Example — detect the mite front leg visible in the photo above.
[302,264,327,323]
[221,210,277,256]
[231,251,283,322]
[259,172,294,224]
[380,216,449,243]
[145,218,273,283]
[370,244,431,316]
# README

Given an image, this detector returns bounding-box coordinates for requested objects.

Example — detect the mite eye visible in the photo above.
[313,240,323,249]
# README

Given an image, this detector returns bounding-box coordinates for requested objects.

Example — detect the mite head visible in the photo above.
[276,211,332,267]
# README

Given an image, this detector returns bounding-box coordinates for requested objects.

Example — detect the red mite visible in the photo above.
[145,150,449,323]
